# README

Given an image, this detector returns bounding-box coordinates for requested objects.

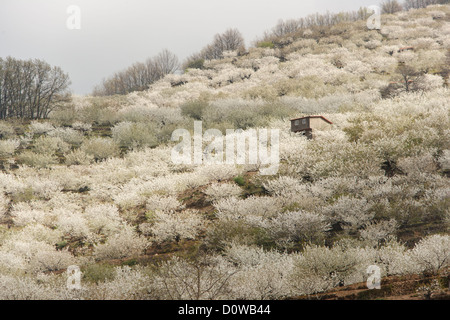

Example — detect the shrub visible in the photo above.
[225,244,296,299]
[82,263,116,284]
[17,151,59,168]
[202,99,268,129]
[359,219,398,245]
[49,105,77,126]
[234,175,245,186]
[85,203,123,237]
[26,178,63,200]
[12,223,63,245]
[111,121,157,149]
[65,149,94,166]
[1,238,74,274]
[184,58,205,70]
[0,139,20,157]
[93,226,149,260]
[197,164,239,182]
[47,127,84,146]
[89,266,151,300]
[0,121,15,139]
[29,121,55,135]
[262,176,302,197]
[81,137,120,161]
[266,211,331,247]
[215,196,281,221]
[291,244,368,293]
[145,195,181,213]
[143,209,205,243]
[180,99,210,120]
[410,234,450,274]
[77,98,119,125]
[55,209,90,240]
[323,196,375,231]
[257,41,275,49]
[204,182,242,203]
[33,136,70,155]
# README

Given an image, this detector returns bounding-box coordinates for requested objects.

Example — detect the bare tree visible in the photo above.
[255,7,371,44]
[215,28,245,53]
[272,19,303,37]
[154,49,180,76]
[403,0,449,10]
[153,253,238,300]
[185,28,246,63]
[93,49,179,96]
[381,0,403,14]
[381,64,429,98]
[396,65,422,92]
[0,57,70,119]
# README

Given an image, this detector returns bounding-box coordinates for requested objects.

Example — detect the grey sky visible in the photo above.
[0,0,381,95]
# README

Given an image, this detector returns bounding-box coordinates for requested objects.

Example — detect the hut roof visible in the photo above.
[290,115,333,124]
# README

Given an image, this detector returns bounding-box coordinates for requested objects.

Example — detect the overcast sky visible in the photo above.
[0,0,381,95]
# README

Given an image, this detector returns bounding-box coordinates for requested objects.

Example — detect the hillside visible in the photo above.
[0,4,449,300]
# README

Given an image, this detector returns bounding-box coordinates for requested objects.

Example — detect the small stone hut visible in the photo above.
[290,115,333,139]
